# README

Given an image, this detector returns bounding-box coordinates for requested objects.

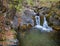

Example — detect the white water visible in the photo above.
[35,16,40,25]
[43,16,48,28]
[42,16,52,32]
[35,16,52,32]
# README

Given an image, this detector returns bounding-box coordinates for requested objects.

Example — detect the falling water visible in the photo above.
[34,15,44,30]
[42,16,52,32]
[43,16,49,28]
[35,16,40,25]
[34,16,52,32]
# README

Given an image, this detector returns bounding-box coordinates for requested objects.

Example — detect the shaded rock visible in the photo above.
[49,12,60,26]
[38,7,50,16]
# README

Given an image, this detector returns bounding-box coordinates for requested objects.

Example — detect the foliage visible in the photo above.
[26,0,34,6]
[8,0,23,11]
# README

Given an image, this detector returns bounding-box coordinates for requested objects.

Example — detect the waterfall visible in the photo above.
[35,16,40,25]
[42,16,52,32]
[34,15,44,31]
[34,16,52,32]
[43,16,49,28]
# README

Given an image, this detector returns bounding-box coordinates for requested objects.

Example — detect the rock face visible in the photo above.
[20,8,36,26]
[49,12,60,31]
[11,16,18,29]
[39,7,50,16]
[49,13,60,26]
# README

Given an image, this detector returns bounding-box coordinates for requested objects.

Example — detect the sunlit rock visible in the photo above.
[27,24,32,30]
[20,24,27,31]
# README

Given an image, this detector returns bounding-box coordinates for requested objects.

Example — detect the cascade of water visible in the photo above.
[34,15,44,31]
[43,16,49,28]
[35,16,40,25]
[42,16,52,32]
[34,16,52,32]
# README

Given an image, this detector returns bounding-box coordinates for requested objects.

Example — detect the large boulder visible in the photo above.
[20,8,36,26]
